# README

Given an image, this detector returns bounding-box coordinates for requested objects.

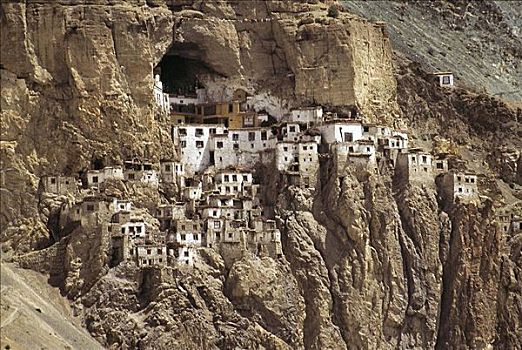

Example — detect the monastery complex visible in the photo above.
[37,75,521,270]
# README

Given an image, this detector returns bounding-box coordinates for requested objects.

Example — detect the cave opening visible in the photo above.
[155,43,218,95]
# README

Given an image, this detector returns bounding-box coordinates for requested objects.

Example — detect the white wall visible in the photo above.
[169,95,199,105]
[289,107,323,124]
[173,125,226,175]
[318,123,363,144]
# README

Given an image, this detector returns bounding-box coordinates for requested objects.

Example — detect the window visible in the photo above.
[86,204,95,211]
[232,133,239,141]
[349,147,354,152]
[261,131,267,140]
[159,258,163,263]
[50,178,56,184]
[442,75,451,85]
[471,178,475,183]
[179,128,187,136]
[214,221,221,229]
[217,141,223,149]
[224,175,230,182]
[193,224,197,229]
[213,210,218,216]
[465,178,470,183]
[184,251,189,257]
[195,128,203,136]
[180,141,186,148]
[303,146,308,150]
[210,128,216,134]
[243,175,248,181]
[363,126,369,132]
[344,132,353,142]
[422,156,427,163]
[289,126,296,132]
[248,132,255,141]
[423,167,428,172]
[165,164,171,171]
[436,162,443,169]
[196,141,204,148]
[194,234,199,240]
[232,175,237,181]
[228,232,233,239]
[251,143,254,148]
[147,249,151,254]
[366,147,371,152]
[229,104,233,113]
[458,187,463,193]
[283,146,288,152]
[157,248,162,254]
[121,227,125,234]
[181,234,186,240]
[412,156,416,162]
[457,176,462,182]
[92,176,98,183]
[233,144,239,150]
[233,186,238,191]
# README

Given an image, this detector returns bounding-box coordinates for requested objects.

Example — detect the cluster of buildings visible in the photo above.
[35,73,515,270]
[496,204,522,237]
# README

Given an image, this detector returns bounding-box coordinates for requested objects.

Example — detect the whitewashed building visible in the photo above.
[40,175,78,195]
[173,125,227,175]
[214,171,253,196]
[86,166,124,187]
[168,94,199,106]
[440,172,479,203]
[111,198,132,213]
[432,71,454,87]
[276,141,320,188]
[288,106,323,125]
[174,219,203,266]
[133,244,167,267]
[160,160,185,187]
[153,75,170,113]
[318,121,363,144]
[396,149,434,184]
[210,127,277,169]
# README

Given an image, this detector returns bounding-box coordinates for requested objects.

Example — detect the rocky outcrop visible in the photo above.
[436,201,501,349]
[1,0,398,252]
[2,1,521,349]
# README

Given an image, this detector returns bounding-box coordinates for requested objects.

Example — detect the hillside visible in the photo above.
[342,0,522,104]
[1,1,521,349]
[0,263,103,349]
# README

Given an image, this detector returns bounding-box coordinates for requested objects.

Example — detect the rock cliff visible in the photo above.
[1,0,521,349]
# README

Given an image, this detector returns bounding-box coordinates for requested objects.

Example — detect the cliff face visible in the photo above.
[2,1,521,349]
[1,0,397,252]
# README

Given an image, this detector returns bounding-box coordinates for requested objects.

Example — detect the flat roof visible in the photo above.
[320,119,363,125]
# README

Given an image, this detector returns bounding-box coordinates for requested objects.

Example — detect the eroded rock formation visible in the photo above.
[1,1,521,349]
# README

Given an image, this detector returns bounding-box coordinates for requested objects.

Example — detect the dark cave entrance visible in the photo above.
[155,43,218,95]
